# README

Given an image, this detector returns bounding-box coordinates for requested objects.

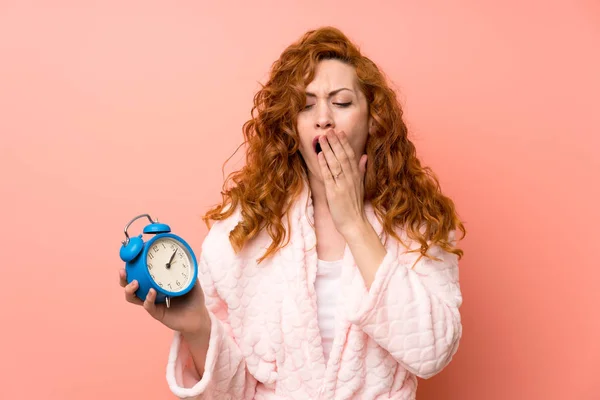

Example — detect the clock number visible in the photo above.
[167,283,172,289]
[148,252,154,260]
[182,272,187,278]
[176,280,181,287]
[148,263,153,270]
[150,273,155,280]
[178,252,183,259]
[158,282,163,287]
[153,245,159,253]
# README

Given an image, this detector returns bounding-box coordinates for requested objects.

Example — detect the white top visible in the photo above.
[315,258,343,363]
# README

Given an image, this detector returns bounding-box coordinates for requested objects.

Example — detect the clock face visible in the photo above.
[146,237,193,293]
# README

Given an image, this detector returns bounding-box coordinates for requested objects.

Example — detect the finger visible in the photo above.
[119,268,128,288]
[124,280,144,306]
[359,154,368,179]
[334,131,359,176]
[327,131,356,177]
[319,135,343,181]
[143,289,163,320]
[317,150,335,185]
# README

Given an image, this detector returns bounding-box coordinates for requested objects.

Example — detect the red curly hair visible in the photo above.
[203,26,466,263]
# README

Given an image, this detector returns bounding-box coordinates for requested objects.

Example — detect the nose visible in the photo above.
[315,104,334,130]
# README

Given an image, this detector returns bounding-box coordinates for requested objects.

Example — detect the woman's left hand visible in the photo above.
[317,129,369,237]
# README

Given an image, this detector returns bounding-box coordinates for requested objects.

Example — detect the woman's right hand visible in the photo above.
[119,268,211,336]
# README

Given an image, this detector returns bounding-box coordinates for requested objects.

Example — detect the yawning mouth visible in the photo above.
[312,136,322,153]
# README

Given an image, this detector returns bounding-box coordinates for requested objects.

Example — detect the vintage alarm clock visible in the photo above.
[119,214,198,308]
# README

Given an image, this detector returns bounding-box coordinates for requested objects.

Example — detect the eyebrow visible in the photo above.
[305,88,353,97]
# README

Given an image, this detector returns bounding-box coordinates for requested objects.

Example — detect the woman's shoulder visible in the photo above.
[199,204,244,263]
[386,221,460,262]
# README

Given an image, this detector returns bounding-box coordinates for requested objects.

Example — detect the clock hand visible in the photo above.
[166,248,177,269]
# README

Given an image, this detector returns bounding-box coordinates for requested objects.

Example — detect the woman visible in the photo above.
[120,26,466,399]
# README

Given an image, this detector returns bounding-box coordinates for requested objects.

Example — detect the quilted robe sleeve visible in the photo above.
[166,253,258,399]
[344,231,463,379]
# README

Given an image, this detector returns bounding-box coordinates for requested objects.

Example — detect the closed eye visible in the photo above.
[302,102,352,111]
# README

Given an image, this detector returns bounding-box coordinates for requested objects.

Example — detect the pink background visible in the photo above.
[1,1,598,399]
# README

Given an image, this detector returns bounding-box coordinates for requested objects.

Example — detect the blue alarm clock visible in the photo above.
[119,214,198,308]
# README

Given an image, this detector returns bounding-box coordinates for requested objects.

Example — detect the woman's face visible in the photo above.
[296,59,371,182]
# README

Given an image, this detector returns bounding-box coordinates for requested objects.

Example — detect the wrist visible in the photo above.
[182,309,212,342]
[341,218,372,244]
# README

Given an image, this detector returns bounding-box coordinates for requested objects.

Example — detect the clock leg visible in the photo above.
[166,296,171,308]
